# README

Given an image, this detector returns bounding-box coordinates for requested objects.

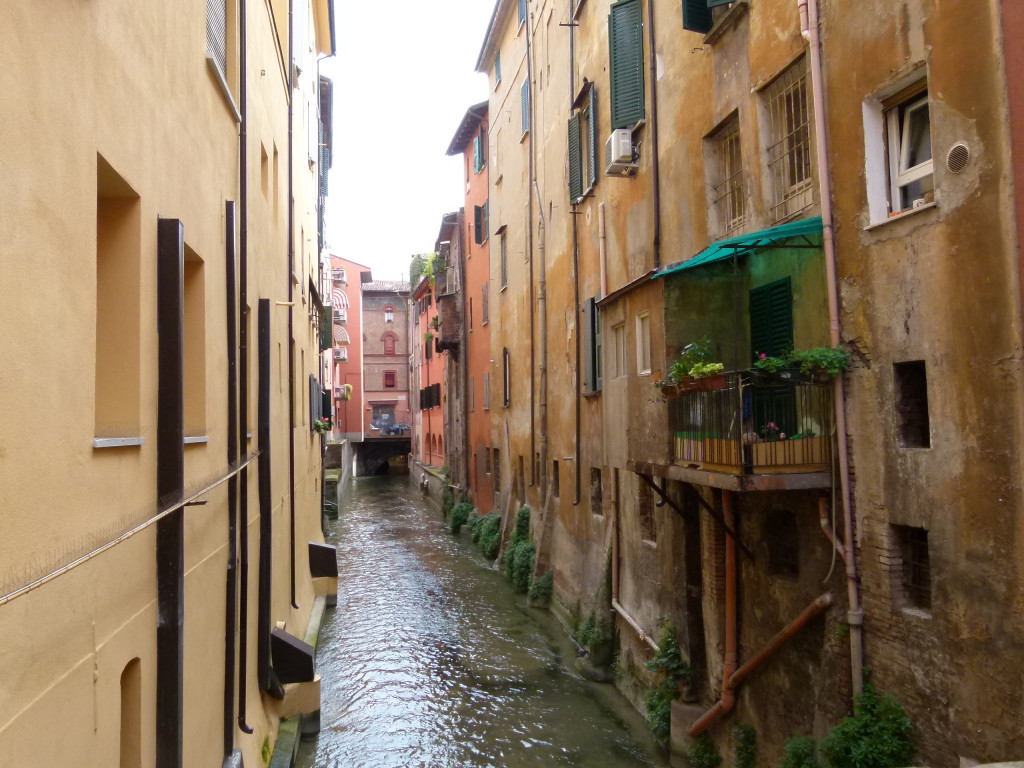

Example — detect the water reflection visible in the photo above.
[295,475,665,768]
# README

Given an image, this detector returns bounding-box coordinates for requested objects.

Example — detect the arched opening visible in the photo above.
[120,658,141,768]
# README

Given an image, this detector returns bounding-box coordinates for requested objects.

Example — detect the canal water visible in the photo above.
[295,474,667,768]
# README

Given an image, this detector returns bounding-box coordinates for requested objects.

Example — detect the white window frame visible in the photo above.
[635,312,651,376]
[887,93,933,213]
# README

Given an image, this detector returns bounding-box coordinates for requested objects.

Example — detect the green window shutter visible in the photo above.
[583,297,600,393]
[484,200,489,241]
[521,79,530,134]
[609,0,644,130]
[568,114,583,203]
[588,87,599,187]
[682,0,713,33]
[474,206,484,245]
[707,0,733,6]
[749,277,793,360]
[473,135,482,173]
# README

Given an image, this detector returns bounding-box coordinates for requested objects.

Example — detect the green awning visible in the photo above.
[655,216,823,278]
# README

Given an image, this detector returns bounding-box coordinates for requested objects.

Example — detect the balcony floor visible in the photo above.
[628,459,832,492]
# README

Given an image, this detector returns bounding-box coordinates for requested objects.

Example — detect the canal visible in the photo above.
[295,474,667,768]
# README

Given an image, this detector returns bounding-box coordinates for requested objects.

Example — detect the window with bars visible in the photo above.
[481,282,489,324]
[499,232,508,288]
[893,524,931,611]
[521,79,531,135]
[763,59,814,223]
[206,0,228,75]
[708,114,745,236]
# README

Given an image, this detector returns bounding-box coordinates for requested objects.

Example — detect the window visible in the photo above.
[637,478,656,543]
[384,305,394,323]
[590,467,603,515]
[767,509,799,576]
[682,0,734,33]
[611,322,627,378]
[635,312,651,375]
[383,370,397,389]
[708,113,745,236]
[893,524,931,611]
[483,372,491,410]
[383,333,397,355]
[470,377,475,411]
[886,85,933,214]
[183,246,206,437]
[95,155,141,439]
[552,460,560,498]
[521,78,530,135]
[764,59,813,223]
[569,86,600,203]
[518,0,527,27]
[894,361,930,448]
[502,348,511,406]
[474,126,486,174]
[499,232,508,288]
[749,278,793,360]
[474,202,489,244]
[609,0,644,129]
[482,282,489,324]
[494,448,501,492]
[469,297,474,330]
[582,296,602,393]
[495,51,502,87]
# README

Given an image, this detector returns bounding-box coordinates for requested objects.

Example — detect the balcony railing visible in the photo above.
[667,371,833,475]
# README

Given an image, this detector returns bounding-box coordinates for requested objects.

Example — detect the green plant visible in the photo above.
[644,621,692,744]
[472,512,502,560]
[312,418,330,434]
[449,500,474,533]
[441,486,455,517]
[261,735,271,763]
[666,337,717,384]
[734,724,757,768]
[820,683,913,768]
[779,737,820,768]
[790,345,850,378]
[502,506,535,591]
[576,611,602,649]
[753,352,791,373]
[424,330,435,344]
[689,361,725,379]
[687,733,723,768]
[528,570,553,603]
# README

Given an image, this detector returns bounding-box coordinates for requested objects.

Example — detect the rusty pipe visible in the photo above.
[721,490,737,712]
[689,592,834,736]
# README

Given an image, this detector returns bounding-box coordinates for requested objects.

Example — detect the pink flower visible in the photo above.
[779,433,787,440]
[759,353,767,359]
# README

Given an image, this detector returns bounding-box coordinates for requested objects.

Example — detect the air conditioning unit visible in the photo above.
[333,349,344,360]
[605,128,637,175]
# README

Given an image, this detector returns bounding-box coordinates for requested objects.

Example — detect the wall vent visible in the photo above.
[946,142,970,174]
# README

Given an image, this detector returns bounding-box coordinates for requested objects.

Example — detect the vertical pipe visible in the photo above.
[572,207,581,505]
[156,217,185,768]
[236,0,254,733]
[800,0,864,697]
[257,298,273,691]
[644,0,662,269]
[287,0,298,611]
[599,203,608,297]
[525,5,536,488]
[721,489,737,711]
[223,201,239,757]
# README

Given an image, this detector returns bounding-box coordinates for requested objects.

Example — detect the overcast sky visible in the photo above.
[319,1,495,283]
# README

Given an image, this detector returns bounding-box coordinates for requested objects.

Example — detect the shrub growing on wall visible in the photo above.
[449,500,474,534]
[644,621,692,744]
[471,512,501,560]
[820,683,913,768]
[502,506,535,592]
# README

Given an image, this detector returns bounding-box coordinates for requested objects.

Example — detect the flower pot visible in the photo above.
[695,373,728,392]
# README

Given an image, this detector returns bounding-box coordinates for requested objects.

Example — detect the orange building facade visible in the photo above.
[328,255,372,440]
[412,275,446,468]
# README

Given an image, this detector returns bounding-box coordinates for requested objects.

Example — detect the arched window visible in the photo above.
[382,332,397,355]
[384,305,395,323]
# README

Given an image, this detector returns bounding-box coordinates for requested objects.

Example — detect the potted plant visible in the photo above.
[789,345,850,382]
[313,417,331,435]
[752,351,807,383]
[658,337,727,394]
[338,383,353,401]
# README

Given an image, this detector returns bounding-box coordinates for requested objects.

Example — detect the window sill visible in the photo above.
[900,606,932,620]
[582,389,602,399]
[206,57,241,123]
[495,173,503,185]
[93,437,144,449]
[864,201,937,231]
[184,435,209,445]
[642,539,657,550]
[520,130,530,144]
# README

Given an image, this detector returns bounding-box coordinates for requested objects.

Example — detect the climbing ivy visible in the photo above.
[687,733,723,768]
[733,723,757,768]
[643,621,692,744]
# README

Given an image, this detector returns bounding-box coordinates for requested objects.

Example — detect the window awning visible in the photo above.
[334,325,350,346]
[655,216,823,278]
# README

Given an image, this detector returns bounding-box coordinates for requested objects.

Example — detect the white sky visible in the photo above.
[319,1,495,283]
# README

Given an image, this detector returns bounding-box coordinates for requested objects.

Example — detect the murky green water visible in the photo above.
[295,475,666,768]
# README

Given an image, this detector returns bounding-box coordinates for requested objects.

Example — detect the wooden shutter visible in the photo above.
[707,0,733,6]
[587,87,599,187]
[521,79,531,134]
[473,135,482,173]
[568,114,583,203]
[583,297,599,393]
[682,0,713,33]
[749,277,793,360]
[474,206,484,245]
[609,0,644,129]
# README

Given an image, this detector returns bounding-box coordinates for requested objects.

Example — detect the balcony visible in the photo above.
[660,371,834,491]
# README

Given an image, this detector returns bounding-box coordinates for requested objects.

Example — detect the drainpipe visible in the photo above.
[236,0,253,731]
[572,204,581,505]
[644,0,662,269]
[799,0,864,697]
[286,0,298,611]
[525,11,537,489]
[223,201,239,758]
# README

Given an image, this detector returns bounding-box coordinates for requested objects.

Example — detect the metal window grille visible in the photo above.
[895,525,931,610]
[206,0,227,75]
[764,61,813,223]
[712,117,745,236]
[500,233,508,288]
